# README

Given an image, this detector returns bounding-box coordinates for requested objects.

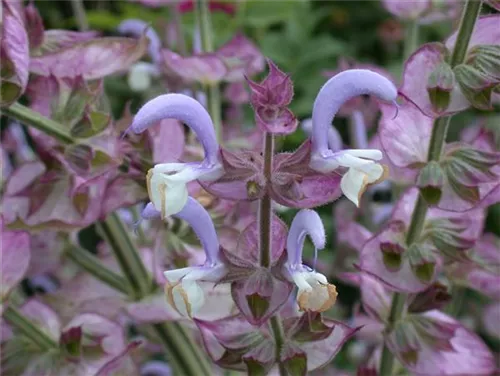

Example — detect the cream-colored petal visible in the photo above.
[164,278,205,318]
[343,149,383,160]
[291,271,313,293]
[297,273,338,313]
[164,267,193,283]
[340,168,367,207]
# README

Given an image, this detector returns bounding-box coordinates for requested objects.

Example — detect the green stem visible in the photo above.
[98,213,153,299]
[3,103,73,144]
[379,293,407,376]
[449,0,482,67]
[403,19,419,60]
[65,246,130,295]
[195,0,222,142]
[378,2,482,375]
[270,316,287,376]
[207,83,222,143]
[3,306,58,350]
[70,0,89,31]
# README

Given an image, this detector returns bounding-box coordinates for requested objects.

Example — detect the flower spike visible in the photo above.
[132,94,223,217]
[163,197,226,318]
[285,210,337,312]
[309,69,397,207]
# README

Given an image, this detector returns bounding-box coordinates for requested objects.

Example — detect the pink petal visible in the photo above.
[446,15,500,51]
[101,176,147,216]
[126,294,181,323]
[26,231,63,277]
[24,3,45,50]
[39,30,99,53]
[389,310,496,376]
[1,0,30,106]
[21,299,61,340]
[217,33,265,80]
[95,340,141,376]
[149,119,185,164]
[400,43,470,117]
[300,319,360,371]
[0,222,30,303]
[379,99,431,168]
[237,215,288,264]
[381,0,431,19]
[483,302,500,339]
[162,49,227,84]
[30,36,148,79]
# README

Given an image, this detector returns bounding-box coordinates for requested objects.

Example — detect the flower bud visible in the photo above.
[407,243,438,283]
[454,64,495,110]
[408,282,452,313]
[280,343,307,376]
[60,326,83,360]
[468,45,500,81]
[416,161,444,206]
[427,62,454,113]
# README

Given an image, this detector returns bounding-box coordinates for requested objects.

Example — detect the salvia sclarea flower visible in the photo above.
[130,94,224,217]
[142,197,227,318]
[283,209,338,312]
[200,67,398,208]
[381,0,461,25]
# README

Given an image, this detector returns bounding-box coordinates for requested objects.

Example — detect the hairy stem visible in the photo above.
[3,306,58,350]
[259,133,286,375]
[65,246,130,295]
[259,133,274,268]
[379,2,481,375]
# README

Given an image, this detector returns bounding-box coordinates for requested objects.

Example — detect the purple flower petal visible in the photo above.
[131,93,219,166]
[173,197,220,264]
[24,3,45,50]
[30,35,148,79]
[117,19,162,64]
[287,209,325,267]
[1,0,30,106]
[20,299,61,340]
[311,69,397,156]
[483,302,500,339]
[217,33,265,80]
[149,118,185,164]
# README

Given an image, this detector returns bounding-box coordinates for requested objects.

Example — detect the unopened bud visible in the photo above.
[407,243,437,283]
[454,64,495,110]
[427,62,454,113]
[417,161,444,206]
[408,282,452,313]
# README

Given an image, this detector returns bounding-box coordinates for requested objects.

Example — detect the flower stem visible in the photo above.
[378,2,482,375]
[65,246,131,295]
[70,0,89,31]
[195,0,222,142]
[98,213,153,299]
[3,103,74,144]
[259,133,274,268]
[3,306,58,350]
[403,19,419,60]
[259,133,286,375]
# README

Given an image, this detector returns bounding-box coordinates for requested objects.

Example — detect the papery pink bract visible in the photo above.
[1,0,30,107]
[30,35,148,79]
[24,3,45,50]
[381,0,431,19]
[446,15,500,51]
[0,219,31,313]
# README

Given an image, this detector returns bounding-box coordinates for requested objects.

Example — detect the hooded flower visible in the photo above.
[309,69,398,206]
[131,94,223,217]
[147,197,228,318]
[284,210,337,312]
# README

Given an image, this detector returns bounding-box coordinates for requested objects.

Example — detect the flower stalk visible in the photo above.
[195,0,222,142]
[403,19,419,60]
[379,2,482,375]
[259,132,286,376]
[3,306,58,351]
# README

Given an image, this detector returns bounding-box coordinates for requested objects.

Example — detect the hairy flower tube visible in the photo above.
[284,209,337,312]
[309,69,398,206]
[131,94,223,217]
[161,197,226,318]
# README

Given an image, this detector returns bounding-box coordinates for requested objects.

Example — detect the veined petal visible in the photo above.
[311,69,398,156]
[131,94,219,165]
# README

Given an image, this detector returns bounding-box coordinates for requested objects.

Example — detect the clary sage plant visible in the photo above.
[1,0,499,376]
